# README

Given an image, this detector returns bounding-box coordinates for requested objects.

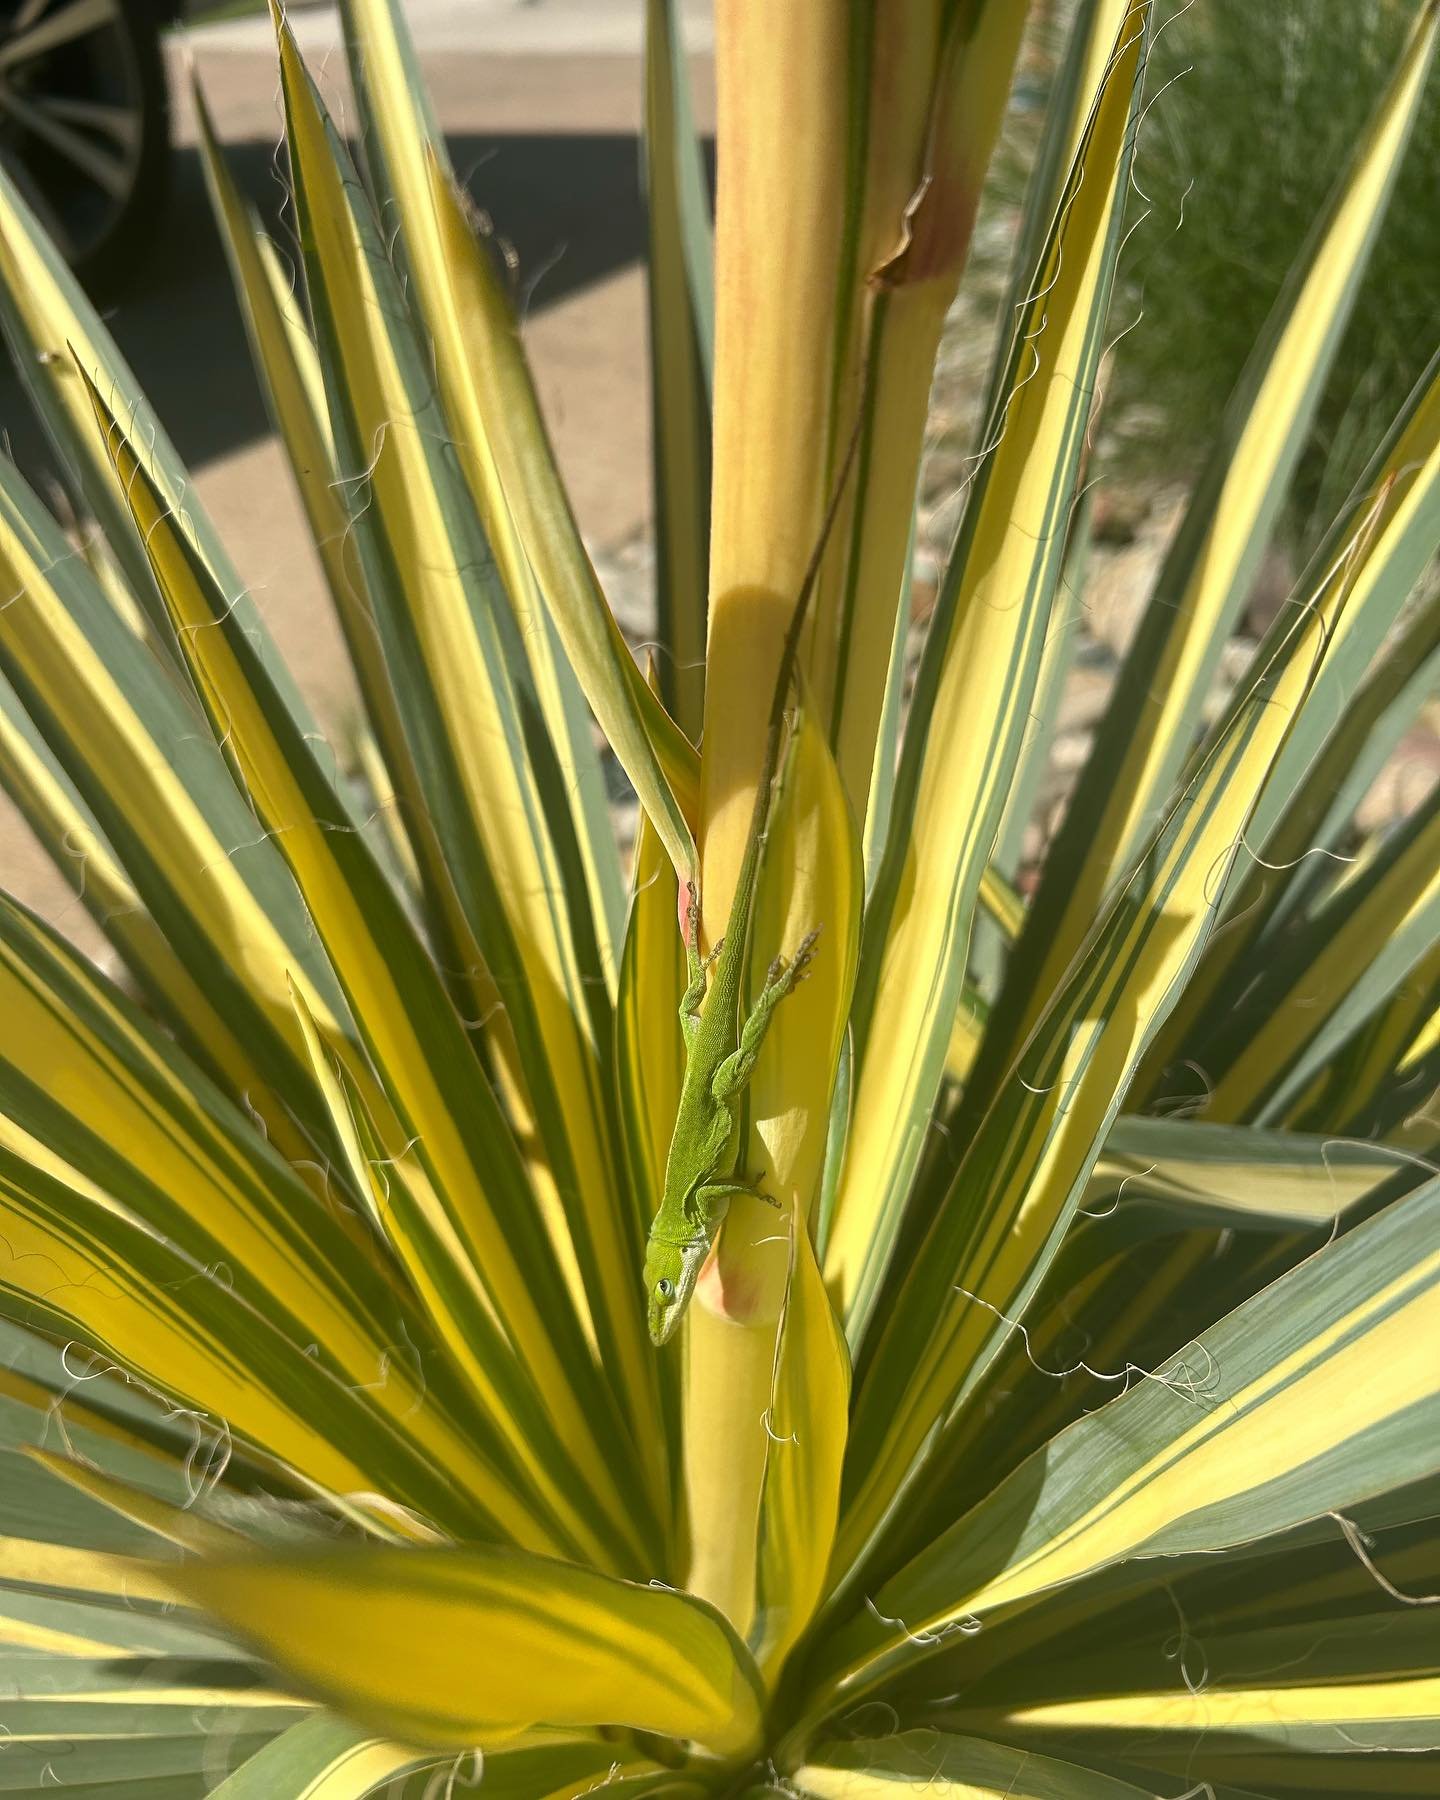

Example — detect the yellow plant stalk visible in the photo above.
[811,0,1031,819]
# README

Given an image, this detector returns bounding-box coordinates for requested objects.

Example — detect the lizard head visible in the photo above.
[643,1235,707,1346]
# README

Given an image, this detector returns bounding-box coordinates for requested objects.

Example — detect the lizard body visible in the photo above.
[642,693,817,1344]
[641,571,835,1344]
[640,416,865,1347]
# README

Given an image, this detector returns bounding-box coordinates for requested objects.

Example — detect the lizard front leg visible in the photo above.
[689,1179,781,1228]
[711,927,821,1101]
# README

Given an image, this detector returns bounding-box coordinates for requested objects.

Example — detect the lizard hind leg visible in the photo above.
[710,926,823,1101]
[679,883,727,1043]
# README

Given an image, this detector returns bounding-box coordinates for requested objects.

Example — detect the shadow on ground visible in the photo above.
[0,128,715,477]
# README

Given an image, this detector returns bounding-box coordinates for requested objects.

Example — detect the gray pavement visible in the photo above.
[194,0,714,56]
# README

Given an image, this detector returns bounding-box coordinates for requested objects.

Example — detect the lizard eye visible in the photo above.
[655,1279,674,1300]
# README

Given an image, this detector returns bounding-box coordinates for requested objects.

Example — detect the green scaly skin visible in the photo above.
[641,595,825,1347]
[641,413,868,1346]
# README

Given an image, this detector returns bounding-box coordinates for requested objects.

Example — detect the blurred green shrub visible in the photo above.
[1102,0,1438,540]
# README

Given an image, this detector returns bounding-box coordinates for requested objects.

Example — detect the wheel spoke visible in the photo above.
[0,83,132,199]
[11,0,53,33]
[0,0,116,74]
[26,92,140,153]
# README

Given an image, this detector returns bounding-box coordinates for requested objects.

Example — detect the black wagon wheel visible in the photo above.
[0,0,170,287]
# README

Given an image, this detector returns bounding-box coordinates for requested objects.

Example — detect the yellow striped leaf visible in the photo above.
[76,363,654,1573]
[273,26,662,1466]
[285,980,631,1571]
[752,1211,851,1682]
[0,673,314,1164]
[826,0,1149,1337]
[1325,933,1440,1137]
[205,1715,431,1799]
[814,1171,1440,1710]
[194,78,494,1036]
[1138,350,1440,1083]
[0,1652,302,1795]
[986,1666,1440,1760]
[798,1731,1163,1800]
[0,453,357,1168]
[970,1,1440,1115]
[0,896,515,1540]
[1088,1115,1406,1231]
[174,1542,765,1758]
[336,0,626,978]
[0,169,315,730]
[1203,784,1440,1123]
[835,401,1414,1573]
[814,0,1033,826]
[643,0,713,741]
[420,147,699,880]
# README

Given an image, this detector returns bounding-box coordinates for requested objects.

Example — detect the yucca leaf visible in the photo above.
[856,507,916,892]
[814,1171,1440,1712]
[1138,351,1440,1081]
[615,792,688,1243]
[613,770,687,1494]
[0,173,315,729]
[862,1116,1411,1579]
[26,1450,253,1558]
[751,1209,851,1682]
[198,78,577,1257]
[193,82,501,1026]
[0,454,360,1166]
[1201,782,1440,1123]
[284,981,630,1569]
[0,1649,298,1799]
[826,0,1148,1337]
[202,1715,431,1799]
[933,1492,1440,1717]
[390,1736,704,1800]
[0,671,323,1165]
[1238,346,1440,866]
[76,364,657,1570]
[797,1731,1165,1800]
[0,894,545,1541]
[813,1,1034,825]
[983,0,1132,426]
[173,1542,766,1758]
[836,372,1421,1571]
[643,0,713,740]
[271,23,671,1475]
[209,1723,697,1800]
[0,1340,209,1552]
[983,492,1092,920]
[701,0,857,905]
[968,0,1440,1116]
[418,140,700,882]
[966,1610,1439,1761]
[336,0,626,975]
[1088,1115,1409,1230]
[1324,934,1440,1136]
[942,977,991,1087]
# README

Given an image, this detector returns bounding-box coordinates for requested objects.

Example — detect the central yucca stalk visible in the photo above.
[685,0,1028,1632]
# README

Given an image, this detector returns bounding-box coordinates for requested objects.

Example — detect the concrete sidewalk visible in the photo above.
[193,0,714,56]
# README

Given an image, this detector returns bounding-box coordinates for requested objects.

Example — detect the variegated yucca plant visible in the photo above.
[0,0,1438,1794]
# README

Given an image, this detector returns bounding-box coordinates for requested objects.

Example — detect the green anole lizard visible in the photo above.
[642,444,862,1347]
